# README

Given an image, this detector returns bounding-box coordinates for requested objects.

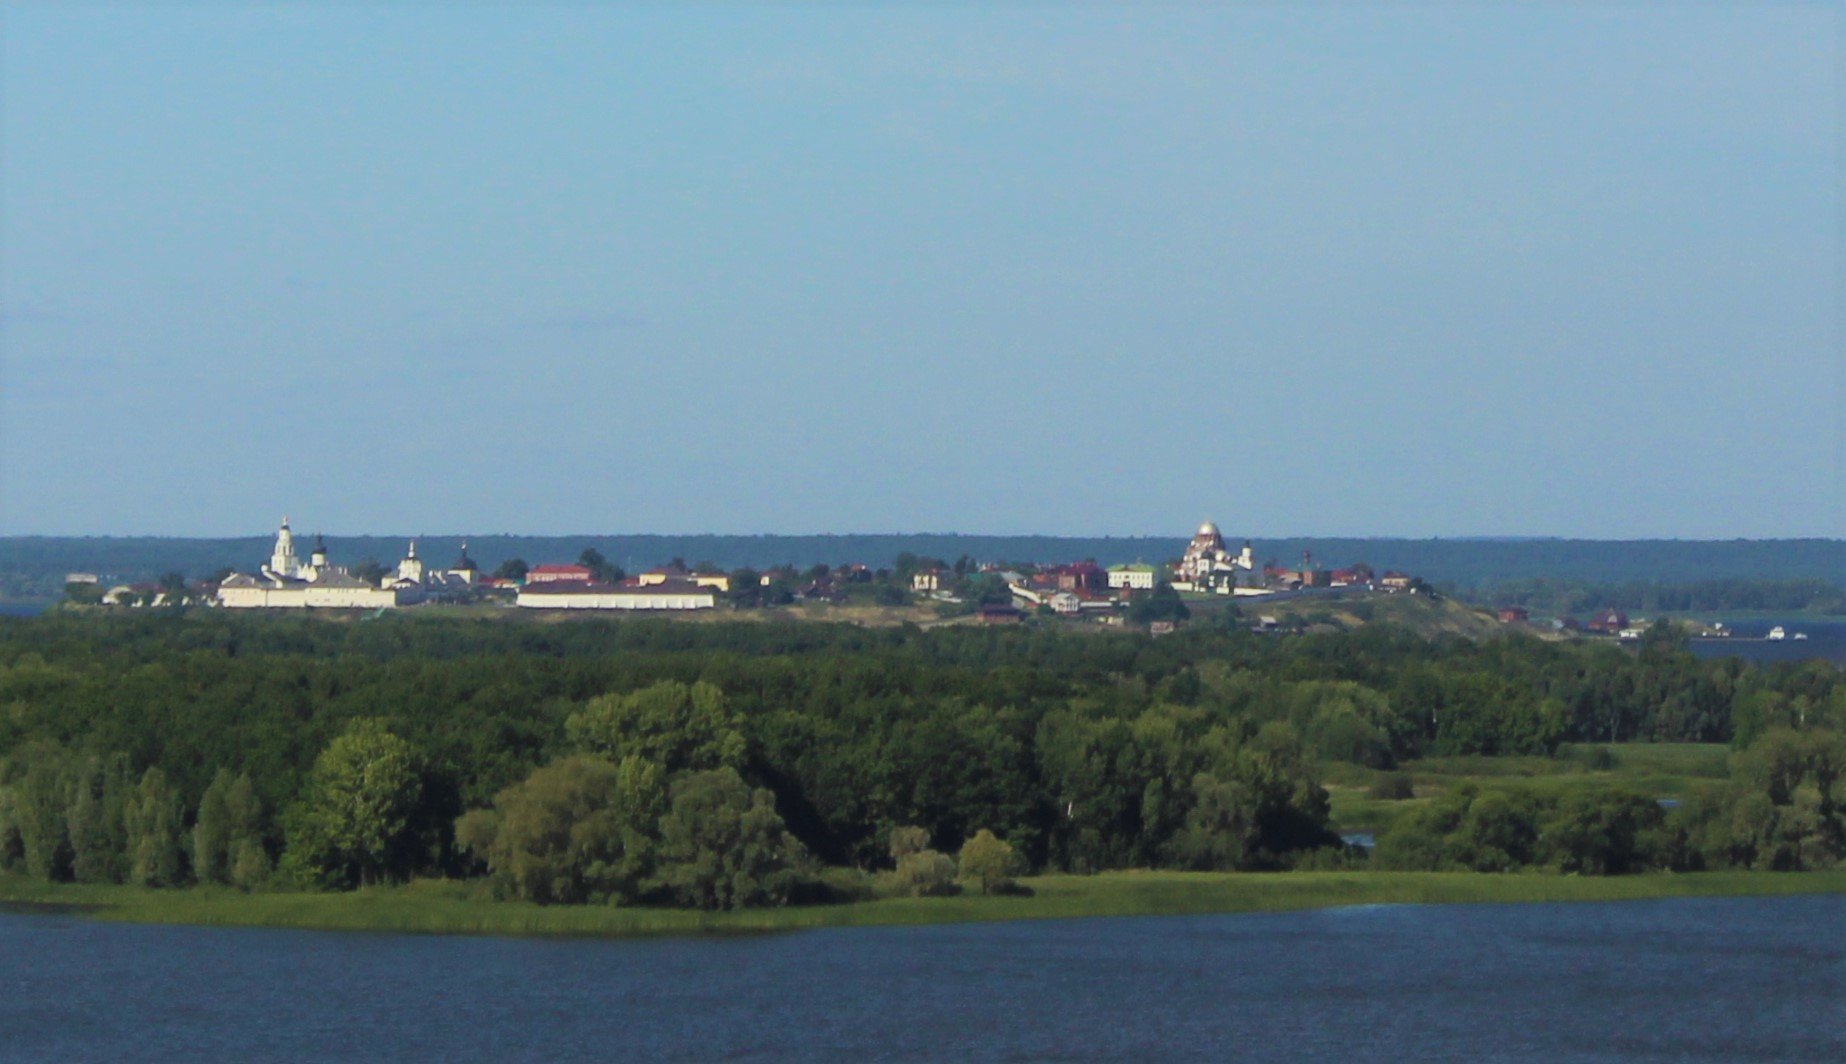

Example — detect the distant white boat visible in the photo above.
[1793,631,1809,641]
[1766,626,1787,641]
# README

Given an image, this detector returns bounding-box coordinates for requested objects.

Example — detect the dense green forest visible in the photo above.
[1457,577,1846,617]
[5,534,1843,603]
[0,613,1841,908]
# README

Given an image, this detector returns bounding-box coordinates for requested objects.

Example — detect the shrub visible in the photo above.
[1367,773,1416,801]
[1573,746,1619,772]
[878,823,959,897]
[1289,844,1370,871]
[958,829,1021,894]
[884,850,960,897]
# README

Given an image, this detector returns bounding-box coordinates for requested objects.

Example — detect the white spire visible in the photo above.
[397,539,425,585]
[268,517,300,578]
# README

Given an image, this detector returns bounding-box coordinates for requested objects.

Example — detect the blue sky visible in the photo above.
[1,5,1838,538]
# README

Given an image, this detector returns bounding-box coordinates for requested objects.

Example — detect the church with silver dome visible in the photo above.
[1174,520,1259,594]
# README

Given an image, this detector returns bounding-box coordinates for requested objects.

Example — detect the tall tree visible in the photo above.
[67,754,130,884]
[456,754,664,905]
[194,769,267,886]
[125,767,186,887]
[192,769,235,885]
[566,681,746,773]
[15,756,73,882]
[285,718,422,888]
[654,768,803,910]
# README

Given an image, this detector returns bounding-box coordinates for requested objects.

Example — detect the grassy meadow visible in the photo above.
[4,867,1842,940]
[1323,742,1732,834]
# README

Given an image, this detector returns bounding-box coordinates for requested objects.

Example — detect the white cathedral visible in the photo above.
[1173,520,1261,595]
[216,518,473,609]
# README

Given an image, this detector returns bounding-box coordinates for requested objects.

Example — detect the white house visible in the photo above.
[1106,563,1158,590]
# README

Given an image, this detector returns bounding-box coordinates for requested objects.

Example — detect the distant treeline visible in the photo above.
[1457,578,1846,617]
[3,534,1844,602]
[1,613,1842,907]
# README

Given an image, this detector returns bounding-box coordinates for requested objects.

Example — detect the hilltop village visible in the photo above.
[67,518,1441,629]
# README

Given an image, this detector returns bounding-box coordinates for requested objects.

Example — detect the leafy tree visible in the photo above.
[960,573,1013,606]
[1168,773,1261,870]
[493,557,530,581]
[579,548,623,584]
[125,767,186,887]
[1367,772,1416,801]
[881,824,957,897]
[654,768,804,910]
[285,718,423,888]
[193,769,267,886]
[566,681,746,773]
[888,824,931,859]
[230,837,272,890]
[456,754,664,905]
[0,787,22,873]
[192,769,234,885]
[1538,789,1666,875]
[1375,786,1476,871]
[14,755,74,881]
[890,849,958,897]
[1445,789,1540,871]
[1734,728,1808,806]
[67,754,130,884]
[1129,582,1191,625]
[957,828,1019,893]
[727,570,762,608]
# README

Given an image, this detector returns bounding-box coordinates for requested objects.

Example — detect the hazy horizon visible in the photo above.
[4,528,1845,545]
[3,6,1839,539]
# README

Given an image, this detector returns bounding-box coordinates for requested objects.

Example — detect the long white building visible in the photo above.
[516,579,716,611]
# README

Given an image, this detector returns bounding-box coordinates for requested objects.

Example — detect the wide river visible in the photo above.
[2,894,1840,1061]
[1687,617,1846,666]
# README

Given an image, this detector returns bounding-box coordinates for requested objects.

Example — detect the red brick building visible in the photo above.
[526,564,595,584]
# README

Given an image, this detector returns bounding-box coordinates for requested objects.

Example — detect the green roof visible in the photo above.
[1109,563,1159,572]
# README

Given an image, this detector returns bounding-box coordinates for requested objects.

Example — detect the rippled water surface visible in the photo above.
[2,894,1841,1062]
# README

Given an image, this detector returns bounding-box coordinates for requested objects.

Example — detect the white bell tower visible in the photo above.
[396,540,425,585]
[267,517,300,578]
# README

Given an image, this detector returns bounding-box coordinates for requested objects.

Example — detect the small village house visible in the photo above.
[1106,563,1158,590]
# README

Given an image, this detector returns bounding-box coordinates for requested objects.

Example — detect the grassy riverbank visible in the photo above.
[4,869,1842,938]
[1324,742,1733,834]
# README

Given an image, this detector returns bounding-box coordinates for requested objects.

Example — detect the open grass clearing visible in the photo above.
[2,869,1841,939]
[1323,742,1733,835]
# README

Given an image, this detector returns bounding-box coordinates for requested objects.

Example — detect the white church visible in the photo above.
[1173,520,1263,595]
[216,518,472,609]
